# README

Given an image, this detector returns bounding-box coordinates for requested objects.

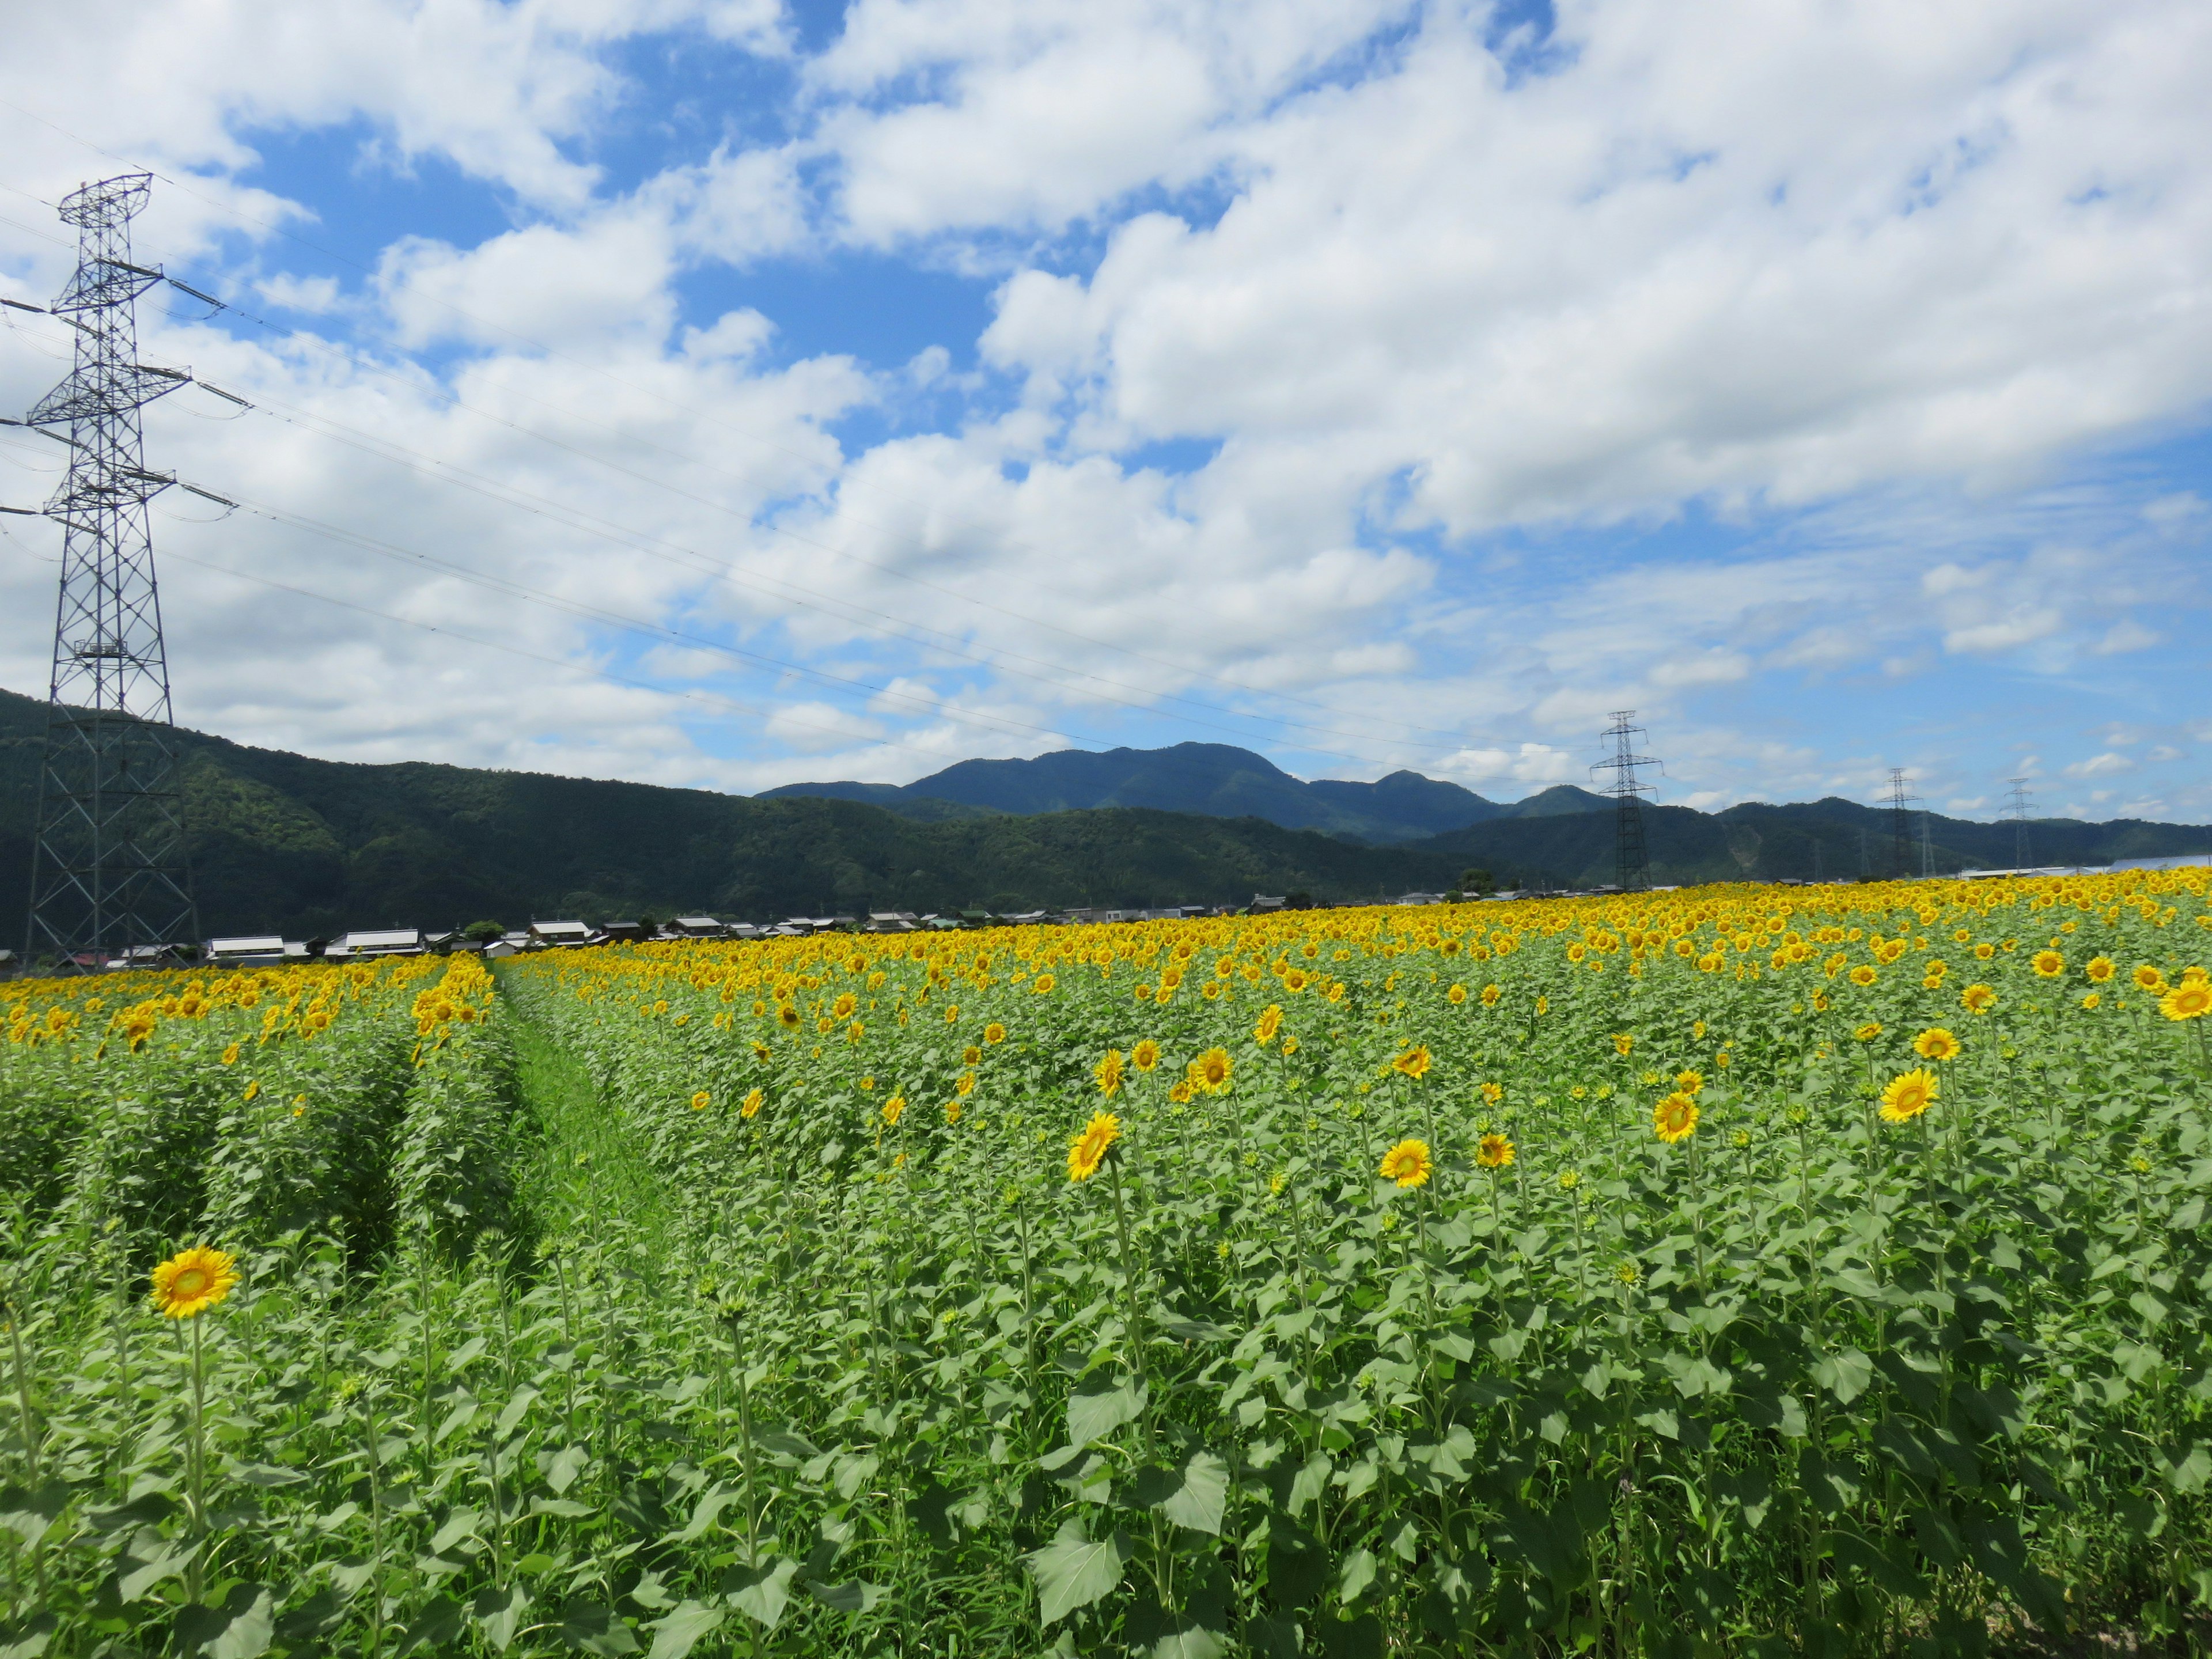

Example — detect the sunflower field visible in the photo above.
[5,870,2212,1658]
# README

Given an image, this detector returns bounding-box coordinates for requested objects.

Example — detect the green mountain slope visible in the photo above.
[760,740,1506,842]
[1425,798,2212,889]
[0,691,1481,941]
[6,687,2207,948]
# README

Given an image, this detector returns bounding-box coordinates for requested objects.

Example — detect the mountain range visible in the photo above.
[2,687,2207,948]
[759,741,1611,842]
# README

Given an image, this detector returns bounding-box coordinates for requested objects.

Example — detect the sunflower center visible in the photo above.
[173,1268,210,1298]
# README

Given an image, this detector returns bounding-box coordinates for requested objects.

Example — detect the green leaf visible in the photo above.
[545,1445,589,1495]
[1811,1348,1873,1405]
[176,1584,274,1659]
[806,1578,886,1615]
[1133,1452,1230,1536]
[1338,1547,1377,1604]
[472,1585,531,1653]
[645,1601,724,1659]
[1067,1374,1147,1447]
[0,1611,54,1659]
[1288,1451,1333,1517]
[116,1527,195,1601]
[0,1484,67,1548]
[1024,1520,1133,1625]
[722,1556,799,1630]
[2165,1444,2212,1495]
[556,1605,641,1656]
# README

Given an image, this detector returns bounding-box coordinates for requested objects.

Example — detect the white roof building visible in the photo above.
[207,935,287,966]
[529,921,594,946]
[339,929,425,956]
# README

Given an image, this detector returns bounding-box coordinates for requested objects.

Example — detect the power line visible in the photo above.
[0,144,1476,752]
[16,267,1490,764]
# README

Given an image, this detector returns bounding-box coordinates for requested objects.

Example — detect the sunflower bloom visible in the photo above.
[1879,1069,1938,1124]
[1192,1047,1233,1093]
[2161,982,2212,1021]
[1849,965,1877,987]
[1132,1038,1161,1071]
[1096,1048,1124,1096]
[1653,1092,1699,1145]
[691,1090,711,1112]
[1378,1138,1432,1190]
[1912,1027,1961,1062]
[984,1021,1006,1044]
[742,1089,763,1119]
[2032,950,2065,979]
[2135,964,2168,993]
[1480,984,1502,1006]
[1255,1004,1283,1044]
[882,1095,905,1125]
[1392,1045,1432,1080]
[1067,1112,1121,1181]
[150,1247,240,1320]
[1854,1022,1882,1042]
[1960,984,1997,1015]
[2085,956,2116,984]
[1476,1132,1515,1169]
[1612,1032,1634,1057]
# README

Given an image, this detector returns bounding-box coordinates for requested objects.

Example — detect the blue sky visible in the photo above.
[0,0,2207,824]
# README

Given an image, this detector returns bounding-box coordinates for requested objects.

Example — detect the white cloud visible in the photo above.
[2065,751,2136,778]
[1943,608,2064,654]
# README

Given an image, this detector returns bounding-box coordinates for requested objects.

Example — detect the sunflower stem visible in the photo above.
[185,1310,208,1603]
[6,1305,47,1604]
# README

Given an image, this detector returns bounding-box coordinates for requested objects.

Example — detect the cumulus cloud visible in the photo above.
[0,0,2205,823]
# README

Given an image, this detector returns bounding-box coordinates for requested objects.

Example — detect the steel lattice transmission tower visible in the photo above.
[2004,778,2034,870]
[1884,768,1919,880]
[17,174,197,968]
[1592,711,1660,892]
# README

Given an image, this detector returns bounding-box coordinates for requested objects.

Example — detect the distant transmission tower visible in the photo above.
[1884,768,1919,880]
[1592,712,1660,892]
[9,175,197,968]
[2004,778,2034,870]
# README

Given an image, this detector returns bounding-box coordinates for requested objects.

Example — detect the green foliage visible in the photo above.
[6,871,2212,1655]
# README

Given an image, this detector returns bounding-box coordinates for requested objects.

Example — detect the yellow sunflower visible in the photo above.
[1067,1111,1121,1181]
[1653,1092,1699,1145]
[742,1089,764,1119]
[1849,965,1877,987]
[1612,1032,1634,1057]
[1392,1045,1432,1080]
[1912,1027,1961,1062]
[984,1022,1006,1044]
[1879,1069,1938,1124]
[2135,964,2168,993]
[882,1096,905,1125]
[1960,984,1997,1015]
[1854,1022,1882,1042]
[1192,1047,1233,1092]
[150,1247,240,1320]
[2032,950,2065,979]
[1675,1069,1703,1095]
[2085,956,2116,984]
[1095,1048,1124,1097]
[691,1090,711,1112]
[1255,1004,1283,1044]
[1132,1038,1161,1071]
[1378,1138,1432,1190]
[1476,1132,1515,1169]
[1479,984,1502,1006]
[2161,982,2212,1021]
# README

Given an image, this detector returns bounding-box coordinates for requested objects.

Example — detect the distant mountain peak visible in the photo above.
[762,742,1512,842]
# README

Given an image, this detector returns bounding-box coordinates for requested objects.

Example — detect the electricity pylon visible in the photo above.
[13,174,198,968]
[1592,712,1660,892]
